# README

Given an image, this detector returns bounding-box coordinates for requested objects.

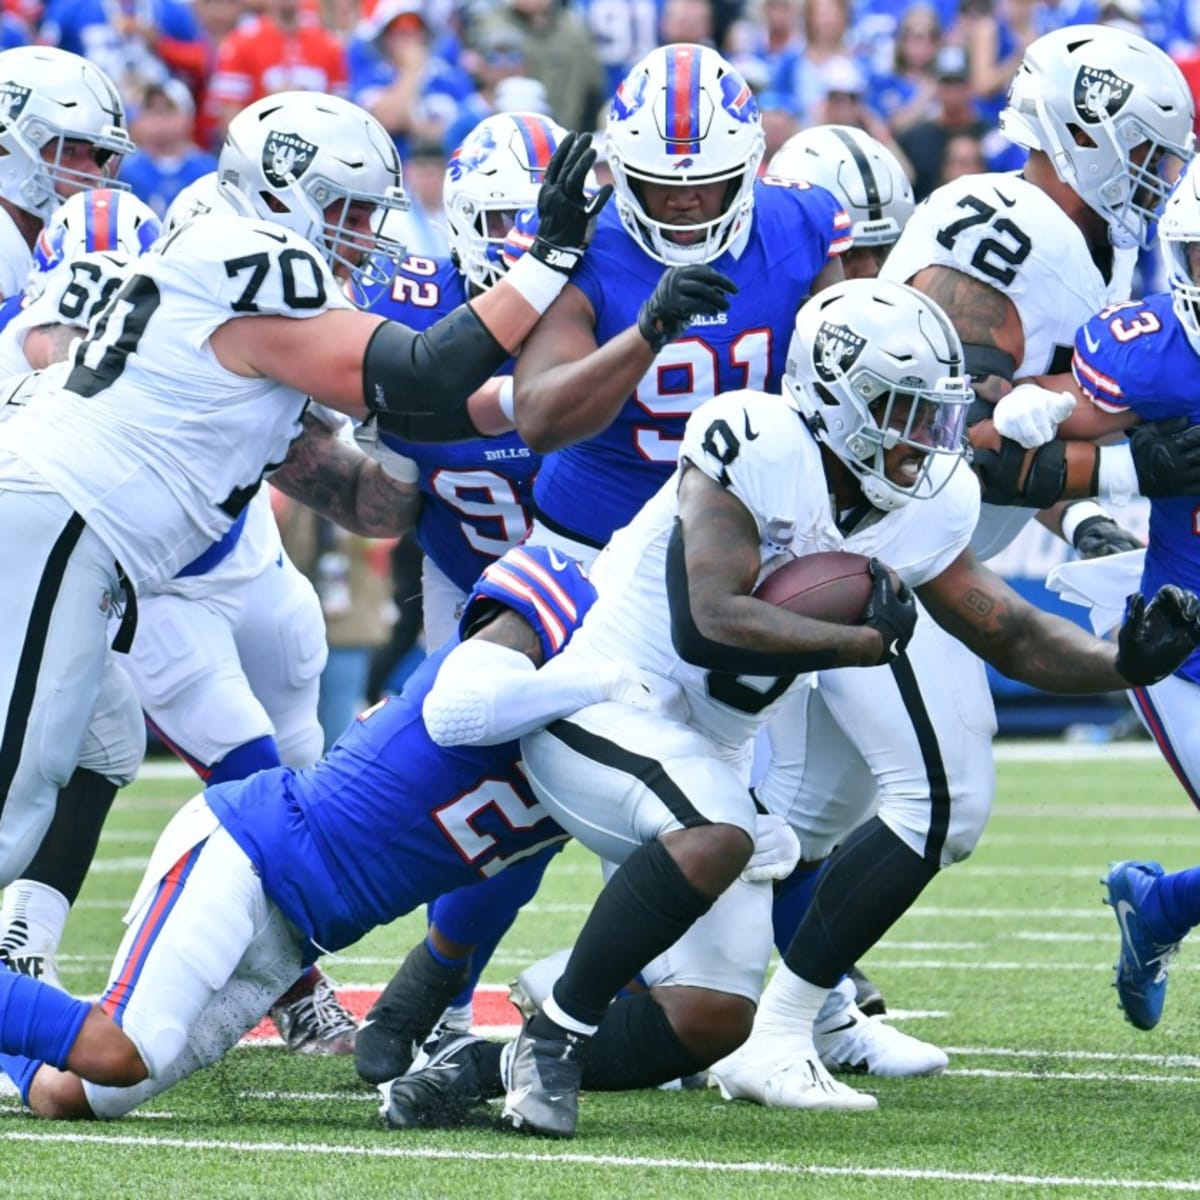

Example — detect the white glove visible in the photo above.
[604,667,690,723]
[991,383,1076,449]
[353,417,419,483]
[742,813,801,883]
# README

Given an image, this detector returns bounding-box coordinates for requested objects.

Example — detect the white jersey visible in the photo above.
[881,171,1135,560]
[0,212,351,590]
[0,207,33,301]
[565,389,980,755]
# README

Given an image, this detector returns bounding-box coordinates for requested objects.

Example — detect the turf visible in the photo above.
[4,747,1200,1199]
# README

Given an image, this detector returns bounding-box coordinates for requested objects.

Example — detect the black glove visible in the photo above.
[1129,417,1200,497]
[637,265,738,353]
[862,558,917,664]
[528,131,613,275]
[1115,585,1200,686]
[1072,514,1143,559]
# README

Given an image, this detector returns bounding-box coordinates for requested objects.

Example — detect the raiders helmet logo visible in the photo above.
[262,131,317,188]
[1073,66,1133,125]
[813,321,866,384]
[0,82,30,127]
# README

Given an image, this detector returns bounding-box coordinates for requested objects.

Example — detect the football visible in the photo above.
[753,551,874,624]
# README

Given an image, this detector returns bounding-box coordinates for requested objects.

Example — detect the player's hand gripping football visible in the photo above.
[1115,585,1200,686]
[1129,417,1200,497]
[528,131,613,275]
[637,265,739,353]
[862,558,917,665]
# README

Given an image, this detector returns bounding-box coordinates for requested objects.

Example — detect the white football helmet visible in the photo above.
[783,279,972,511]
[444,112,569,291]
[162,171,239,235]
[1159,163,1200,354]
[1001,24,1194,249]
[27,187,160,301]
[0,47,134,223]
[219,91,411,306]
[605,43,765,265]
[768,126,914,249]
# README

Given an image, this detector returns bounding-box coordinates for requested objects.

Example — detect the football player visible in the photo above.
[0,544,686,1119]
[0,47,134,301]
[0,88,608,890]
[393,279,1200,1135]
[709,26,1200,1108]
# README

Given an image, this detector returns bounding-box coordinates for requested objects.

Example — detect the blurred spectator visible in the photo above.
[962,0,1039,125]
[575,0,664,96]
[0,7,29,47]
[392,136,449,256]
[120,79,218,216]
[776,0,868,124]
[869,4,941,135]
[206,0,348,145]
[38,0,200,100]
[938,128,986,184]
[319,0,360,38]
[442,24,534,150]
[808,55,907,169]
[757,89,801,162]
[897,43,990,198]
[347,0,471,159]
[477,0,604,132]
[659,0,715,44]
[728,0,802,71]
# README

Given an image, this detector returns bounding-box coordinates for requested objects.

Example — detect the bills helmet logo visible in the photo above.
[0,82,30,127]
[262,131,317,188]
[611,69,649,122]
[814,321,866,383]
[719,74,759,124]
[1073,66,1133,125]
[447,125,498,182]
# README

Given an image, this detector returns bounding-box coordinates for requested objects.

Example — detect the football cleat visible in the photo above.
[501,1017,587,1138]
[708,1032,879,1111]
[0,918,61,991]
[409,1002,474,1072]
[1104,860,1182,1031]
[270,970,357,1055]
[814,979,947,1077]
[379,1032,489,1130]
[848,964,886,1016]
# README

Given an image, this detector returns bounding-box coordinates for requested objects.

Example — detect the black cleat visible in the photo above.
[501,1017,586,1139]
[848,964,886,1017]
[379,1033,489,1130]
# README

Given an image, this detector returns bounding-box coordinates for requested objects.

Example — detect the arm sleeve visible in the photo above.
[422,638,619,746]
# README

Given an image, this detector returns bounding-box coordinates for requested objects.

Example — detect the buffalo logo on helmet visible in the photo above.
[0,82,30,127]
[611,69,649,123]
[1073,65,1133,125]
[262,131,317,188]
[447,125,498,182]
[719,73,759,125]
[814,321,866,383]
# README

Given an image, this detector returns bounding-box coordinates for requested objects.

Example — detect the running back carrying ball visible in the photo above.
[753,551,874,624]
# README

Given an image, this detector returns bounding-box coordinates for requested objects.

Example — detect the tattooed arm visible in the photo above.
[917,547,1129,692]
[269,410,421,538]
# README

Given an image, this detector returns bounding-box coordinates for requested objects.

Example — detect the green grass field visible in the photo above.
[4,744,1200,1199]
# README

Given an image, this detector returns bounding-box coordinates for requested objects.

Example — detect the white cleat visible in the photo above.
[814,979,948,1078]
[708,1035,879,1111]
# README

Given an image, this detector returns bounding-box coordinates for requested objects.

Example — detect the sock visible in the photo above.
[206,735,282,787]
[1146,866,1200,942]
[19,768,119,908]
[0,1051,42,1105]
[579,992,708,1091]
[546,839,716,1030]
[783,816,939,988]
[755,964,831,1039]
[0,968,91,1071]
[0,880,70,962]
[771,860,828,954]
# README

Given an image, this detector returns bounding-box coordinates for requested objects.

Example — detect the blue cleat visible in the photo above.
[1103,860,1180,1031]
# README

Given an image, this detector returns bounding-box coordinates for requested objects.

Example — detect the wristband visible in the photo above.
[1097,442,1138,506]
[503,253,569,315]
[1060,500,1109,547]
[497,376,516,424]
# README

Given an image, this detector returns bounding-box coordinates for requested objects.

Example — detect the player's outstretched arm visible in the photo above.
[268,410,421,538]
[918,548,1200,691]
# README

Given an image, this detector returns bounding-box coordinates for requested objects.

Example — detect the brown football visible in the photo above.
[753,551,874,624]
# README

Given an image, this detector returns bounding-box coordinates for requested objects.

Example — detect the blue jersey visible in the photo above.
[370,255,540,592]
[1073,291,1200,684]
[532,179,850,547]
[204,545,593,959]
